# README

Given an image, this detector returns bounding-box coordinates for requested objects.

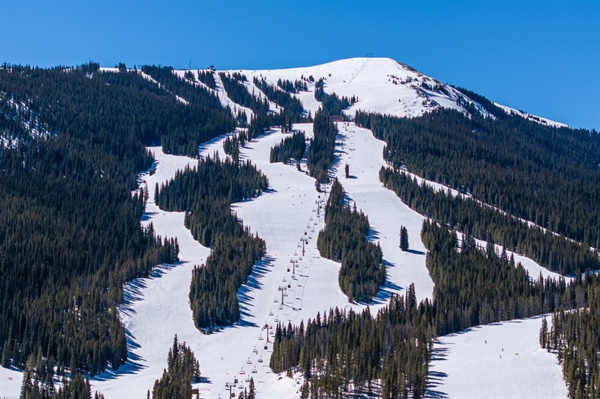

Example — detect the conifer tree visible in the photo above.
[400,226,409,251]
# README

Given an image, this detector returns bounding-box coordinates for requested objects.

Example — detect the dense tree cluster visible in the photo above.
[314,78,357,116]
[196,70,216,89]
[317,179,385,302]
[421,220,567,335]
[270,132,307,164]
[271,295,433,399]
[277,78,308,93]
[151,336,200,399]
[140,65,222,109]
[223,135,241,164]
[306,111,337,183]
[380,167,599,275]
[253,77,305,118]
[0,64,188,377]
[541,274,600,399]
[20,369,105,399]
[273,216,582,397]
[218,72,269,114]
[155,156,268,329]
[136,65,235,155]
[356,110,600,248]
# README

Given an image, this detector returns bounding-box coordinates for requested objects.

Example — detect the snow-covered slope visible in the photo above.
[0,58,573,398]
[426,316,568,399]
[226,57,492,119]
[494,102,568,128]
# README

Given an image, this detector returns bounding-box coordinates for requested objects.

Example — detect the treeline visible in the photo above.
[271,218,582,397]
[270,132,306,164]
[356,109,600,248]
[270,295,433,399]
[141,65,222,108]
[0,63,189,377]
[314,78,357,116]
[307,111,337,183]
[380,167,599,276]
[317,179,385,302]
[151,336,200,399]
[196,70,216,89]
[422,220,567,335]
[155,156,268,329]
[541,274,600,399]
[223,135,241,163]
[21,371,105,399]
[219,72,269,114]
[277,78,308,93]
[136,65,234,155]
[253,77,305,117]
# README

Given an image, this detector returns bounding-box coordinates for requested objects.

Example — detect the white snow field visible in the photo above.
[1,58,572,398]
[426,316,568,399]
[227,57,492,120]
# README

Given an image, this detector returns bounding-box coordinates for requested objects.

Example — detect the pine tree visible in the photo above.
[400,226,409,251]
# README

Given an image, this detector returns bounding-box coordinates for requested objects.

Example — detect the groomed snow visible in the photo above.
[1,58,574,398]
[426,316,568,399]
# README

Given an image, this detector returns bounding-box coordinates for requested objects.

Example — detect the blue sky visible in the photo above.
[1,0,598,130]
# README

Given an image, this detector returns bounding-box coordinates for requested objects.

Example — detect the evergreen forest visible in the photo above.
[0,63,211,378]
[155,156,268,329]
[151,336,201,399]
[356,109,600,248]
[306,111,338,183]
[2,61,600,399]
[317,179,385,302]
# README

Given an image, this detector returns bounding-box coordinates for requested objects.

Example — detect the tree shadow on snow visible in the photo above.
[197,134,229,154]
[236,255,275,327]
[95,262,184,380]
[424,344,450,399]
[91,330,146,381]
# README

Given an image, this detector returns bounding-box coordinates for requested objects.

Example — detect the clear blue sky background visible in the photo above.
[1,0,598,130]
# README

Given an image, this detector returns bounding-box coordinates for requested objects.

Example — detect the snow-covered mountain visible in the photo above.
[191,57,565,127]
[0,57,572,399]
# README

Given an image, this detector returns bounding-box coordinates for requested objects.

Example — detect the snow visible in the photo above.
[220,57,492,120]
[0,58,575,398]
[213,72,254,124]
[494,102,568,128]
[0,367,22,399]
[426,316,568,399]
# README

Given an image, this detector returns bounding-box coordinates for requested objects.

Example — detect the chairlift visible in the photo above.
[247,359,252,364]
[259,335,264,340]
[252,367,257,374]
[258,357,263,363]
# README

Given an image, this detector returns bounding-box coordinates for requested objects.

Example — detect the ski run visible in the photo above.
[1,58,569,398]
